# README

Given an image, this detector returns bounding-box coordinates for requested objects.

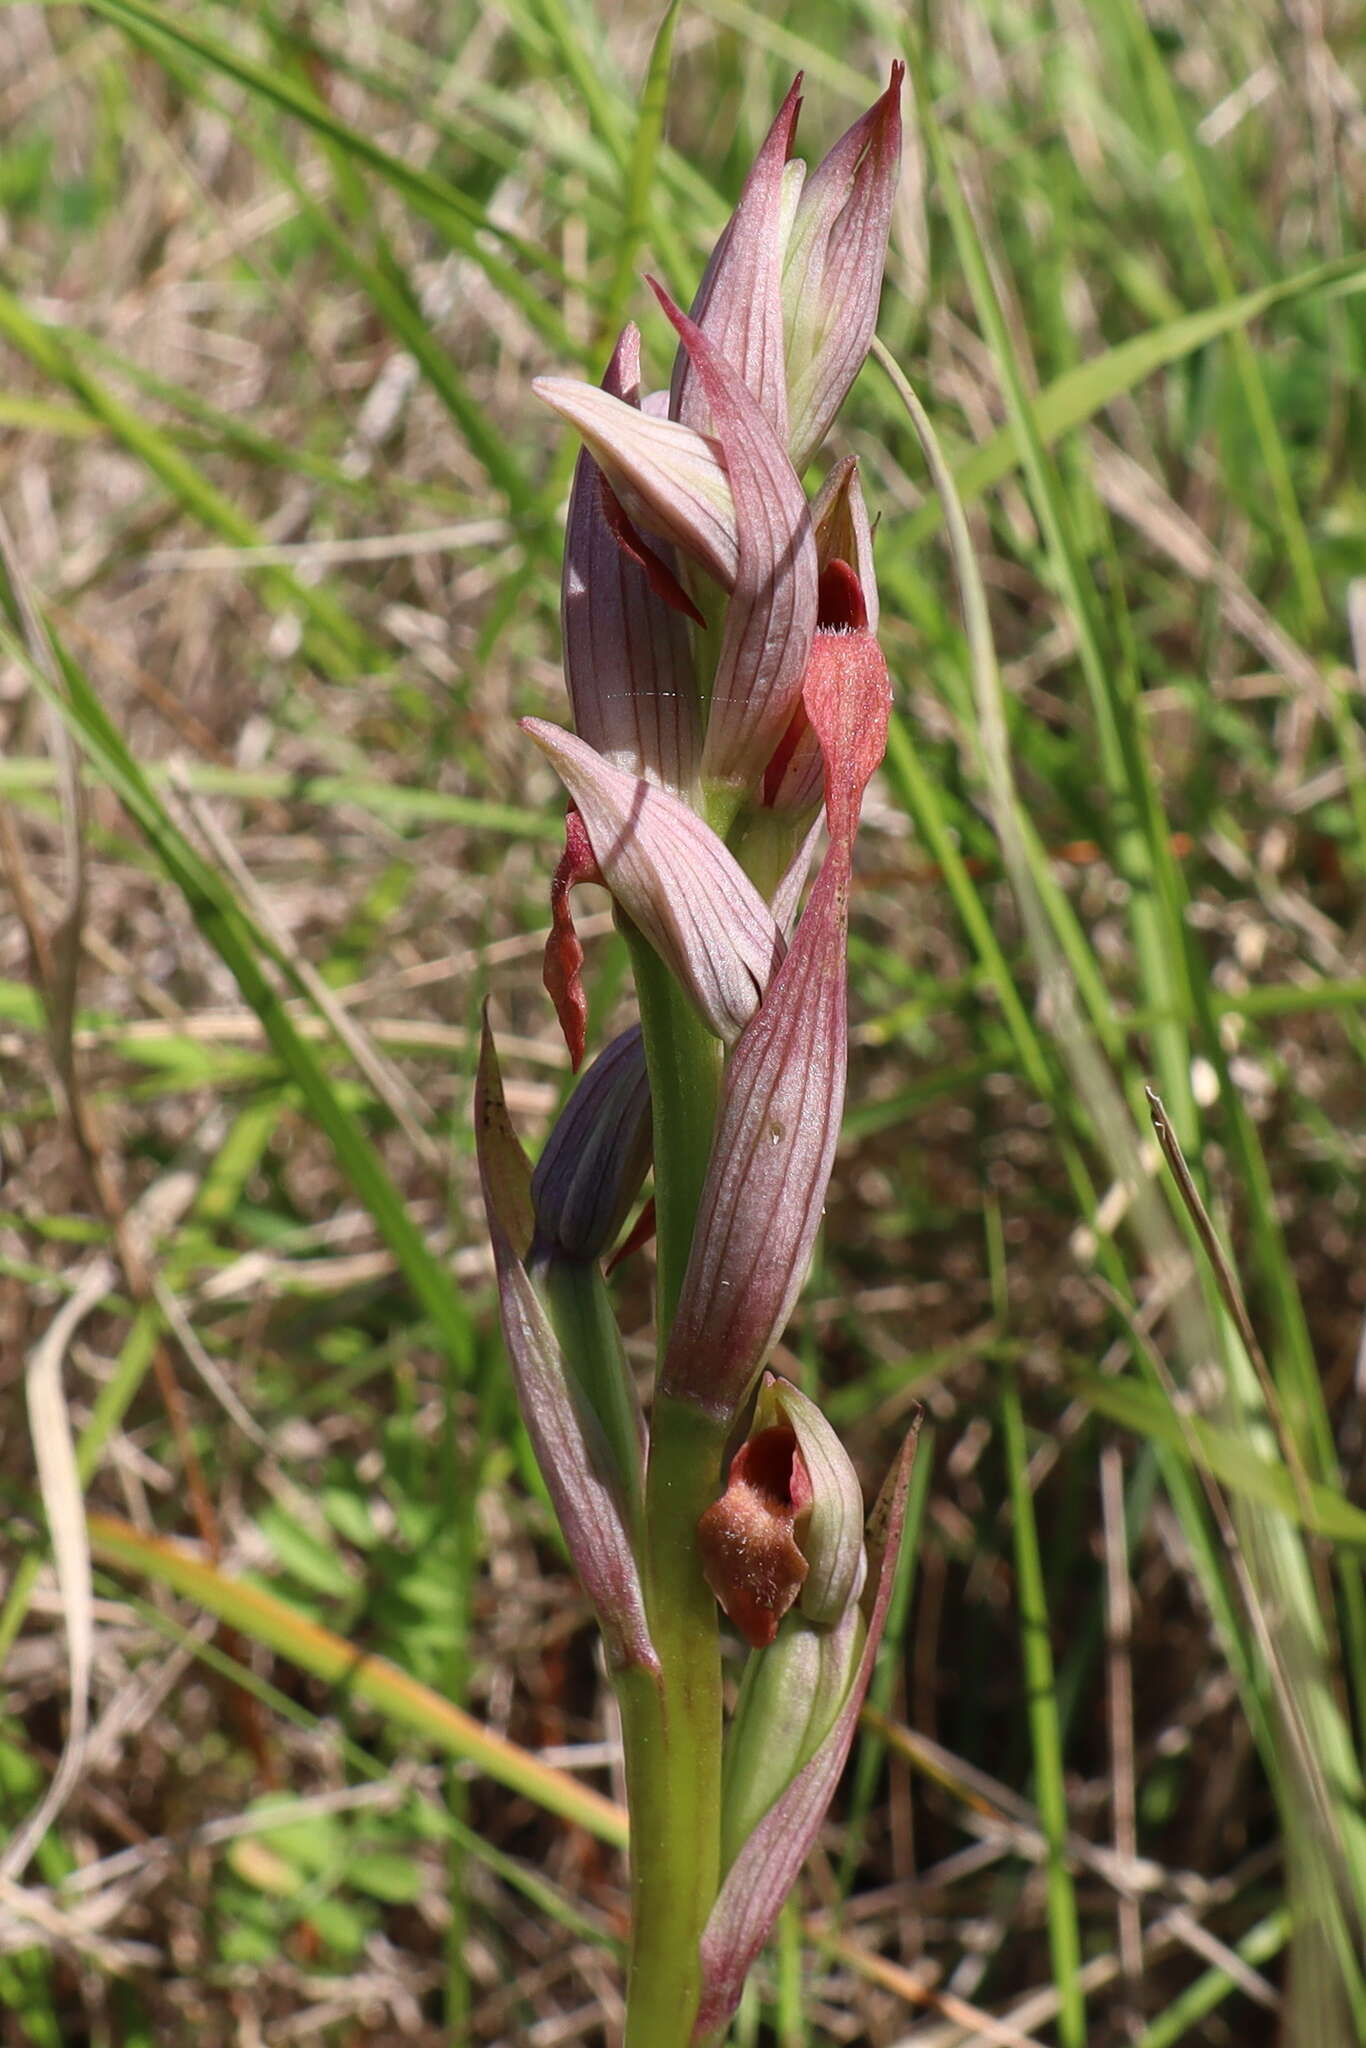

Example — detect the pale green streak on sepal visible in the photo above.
[720,1603,863,1872]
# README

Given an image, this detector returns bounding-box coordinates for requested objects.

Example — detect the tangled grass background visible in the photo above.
[1,2,1364,2041]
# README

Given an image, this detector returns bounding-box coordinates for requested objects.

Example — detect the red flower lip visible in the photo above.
[697,1423,813,1649]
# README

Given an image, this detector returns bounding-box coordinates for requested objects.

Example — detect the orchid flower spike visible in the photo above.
[489,66,912,2044]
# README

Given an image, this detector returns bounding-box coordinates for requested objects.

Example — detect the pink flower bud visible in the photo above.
[782,65,904,472]
[810,454,879,633]
[561,325,701,794]
[759,1377,867,1623]
[669,75,803,447]
[759,465,881,819]
[530,1027,651,1264]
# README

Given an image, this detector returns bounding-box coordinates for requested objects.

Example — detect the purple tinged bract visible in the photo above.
[781,64,904,472]
[562,326,701,793]
[669,76,802,448]
[475,1021,658,1676]
[658,844,847,1422]
[660,564,891,1424]
[523,718,785,1046]
[651,281,818,799]
[533,375,738,589]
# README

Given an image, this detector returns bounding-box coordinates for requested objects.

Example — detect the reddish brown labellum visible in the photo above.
[696,1425,814,1647]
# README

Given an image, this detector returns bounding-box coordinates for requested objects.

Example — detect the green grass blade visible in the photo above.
[0,282,369,677]
[1000,1371,1085,2048]
[128,1592,622,1947]
[606,0,682,335]
[89,1514,627,1848]
[873,326,1366,2038]
[1111,0,1324,636]
[2,621,474,1378]
[1071,1373,1366,1545]
[78,0,585,362]
[911,67,1345,1506]
[0,755,555,841]
[246,115,539,515]
[912,65,1201,1136]
[902,252,1366,548]
[1131,1909,1288,2048]
[529,0,631,173]
[9,321,409,499]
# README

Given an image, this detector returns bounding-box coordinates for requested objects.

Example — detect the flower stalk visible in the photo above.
[478,64,916,2045]
[623,929,726,2044]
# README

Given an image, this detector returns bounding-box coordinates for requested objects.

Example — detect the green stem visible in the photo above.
[538,1256,645,1522]
[625,924,722,1331]
[618,926,727,2046]
[620,1399,729,2045]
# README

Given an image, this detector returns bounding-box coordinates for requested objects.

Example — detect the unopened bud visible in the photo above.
[781,65,904,472]
[530,1028,651,1263]
[720,1601,864,1869]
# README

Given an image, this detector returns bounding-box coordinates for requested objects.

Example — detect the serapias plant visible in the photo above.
[476,67,918,2045]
